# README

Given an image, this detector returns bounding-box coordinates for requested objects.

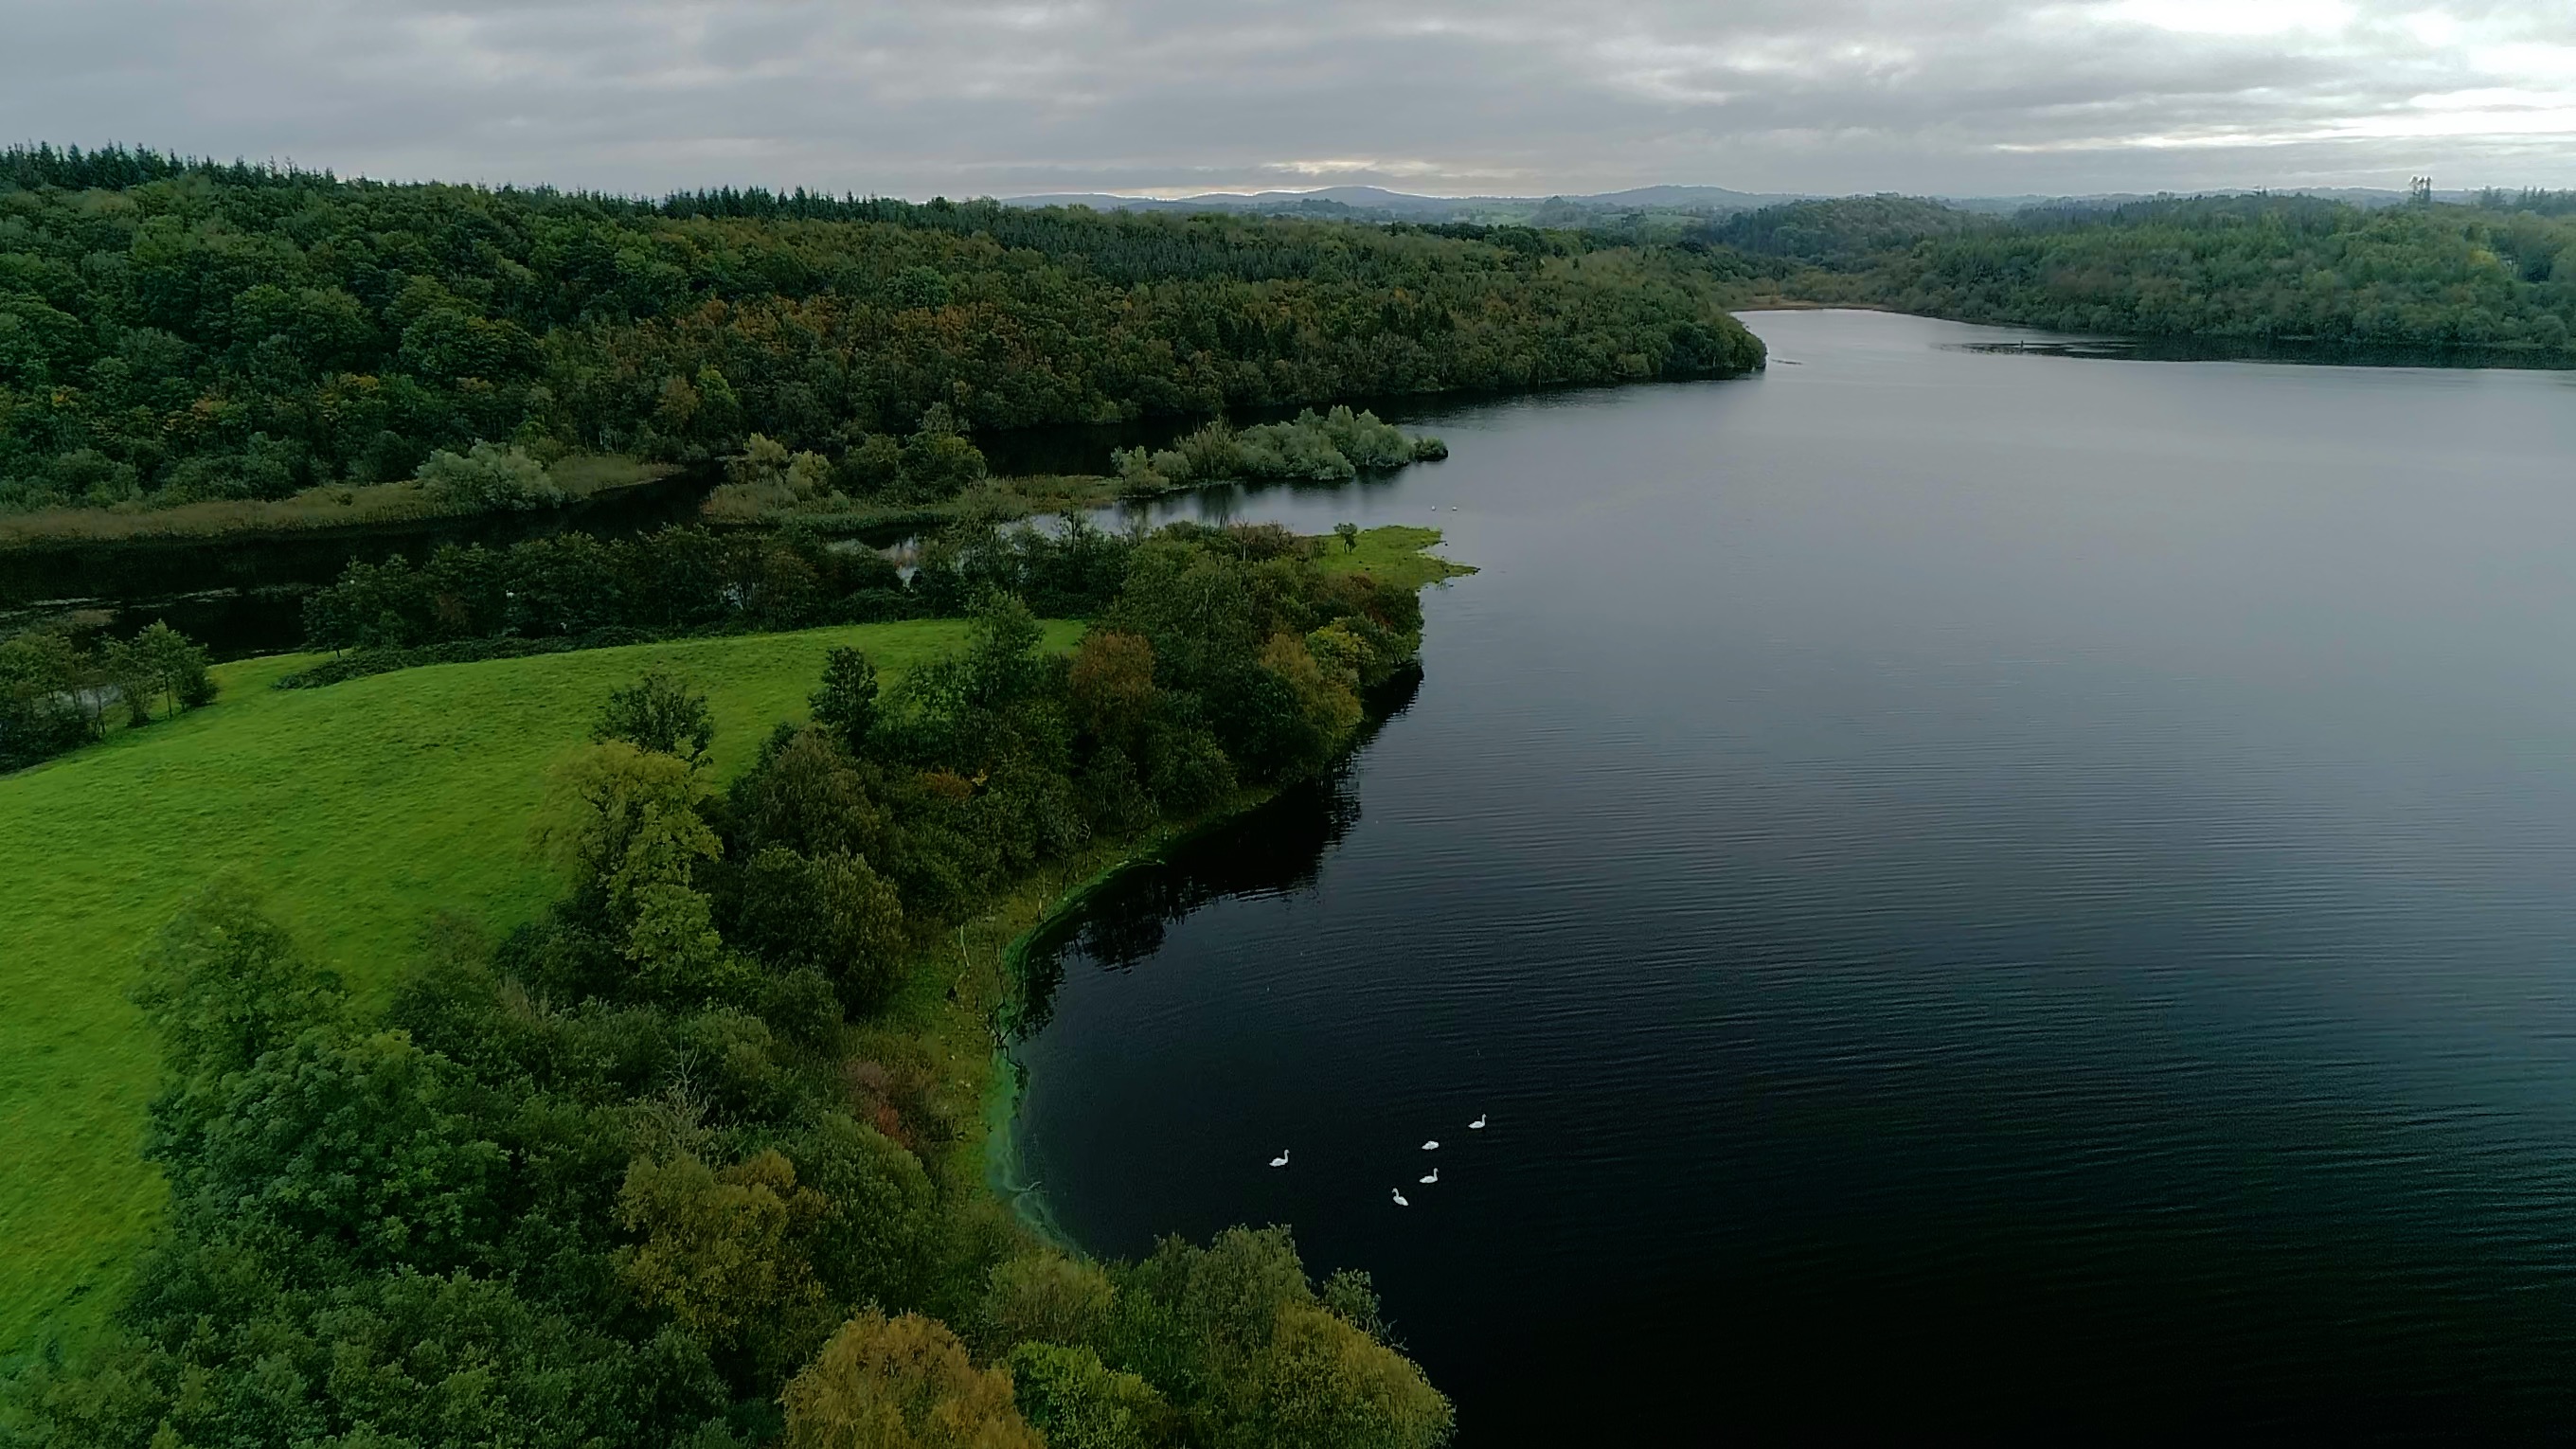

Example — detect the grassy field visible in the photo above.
[0,617,1078,1367]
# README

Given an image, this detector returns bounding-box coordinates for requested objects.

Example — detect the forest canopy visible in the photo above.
[1686,192,2576,351]
[0,144,1764,514]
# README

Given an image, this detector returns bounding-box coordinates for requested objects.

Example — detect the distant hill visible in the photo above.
[1006,184,2515,226]
[1942,188,2492,215]
[1579,185,1804,211]
[1003,184,1804,222]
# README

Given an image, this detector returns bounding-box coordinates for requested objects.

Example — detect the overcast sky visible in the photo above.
[7,1,2576,199]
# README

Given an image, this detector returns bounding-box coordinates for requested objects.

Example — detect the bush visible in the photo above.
[1113,409,1441,492]
[417,442,565,511]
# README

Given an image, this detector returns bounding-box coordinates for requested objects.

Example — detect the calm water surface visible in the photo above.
[1011,310,2576,1439]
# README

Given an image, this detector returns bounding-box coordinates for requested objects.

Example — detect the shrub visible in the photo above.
[417,442,564,511]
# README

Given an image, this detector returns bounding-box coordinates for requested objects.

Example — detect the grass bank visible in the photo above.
[1319,523,1477,591]
[0,455,671,548]
[0,617,1075,1366]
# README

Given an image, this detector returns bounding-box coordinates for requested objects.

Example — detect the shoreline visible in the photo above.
[977,787,1282,1252]
[976,654,1440,1258]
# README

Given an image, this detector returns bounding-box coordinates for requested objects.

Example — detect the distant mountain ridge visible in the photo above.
[1002,184,2506,223]
[1002,184,1806,221]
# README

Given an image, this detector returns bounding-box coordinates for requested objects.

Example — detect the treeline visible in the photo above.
[0,620,213,771]
[0,143,1763,513]
[300,525,916,653]
[1682,192,2576,350]
[296,512,1155,661]
[14,522,1451,1446]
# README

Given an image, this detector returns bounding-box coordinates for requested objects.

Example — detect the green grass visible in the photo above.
[1319,525,1475,591]
[0,618,1078,1366]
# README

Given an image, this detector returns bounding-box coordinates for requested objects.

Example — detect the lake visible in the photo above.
[1009,309,2576,1439]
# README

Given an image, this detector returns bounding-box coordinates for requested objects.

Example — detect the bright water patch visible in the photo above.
[1013,311,2576,1440]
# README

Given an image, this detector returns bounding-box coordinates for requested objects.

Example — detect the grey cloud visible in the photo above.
[3,0,2573,196]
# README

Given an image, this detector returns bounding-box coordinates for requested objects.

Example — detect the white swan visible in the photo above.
[1269,1150,1290,1168]
[1469,1115,1487,1130]
[1422,1139,1440,1151]
[1391,1188,1410,1207]
[1419,1169,1439,1185]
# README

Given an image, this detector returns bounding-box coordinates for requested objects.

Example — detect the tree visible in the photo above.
[783,1311,1041,1449]
[174,1028,506,1275]
[593,669,715,766]
[601,789,735,1001]
[1007,1343,1169,1449]
[0,630,96,768]
[790,1114,941,1315]
[618,1149,836,1380]
[813,647,882,754]
[731,726,893,863]
[1333,523,1359,555]
[1259,632,1361,762]
[98,622,208,725]
[131,880,347,1082]
[1226,1305,1454,1449]
[1068,632,1156,749]
[532,742,708,889]
[727,847,906,1012]
[964,593,1045,710]
[1092,1228,1450,1449]
[895,405,990,503]
[982,1253,1115,1354]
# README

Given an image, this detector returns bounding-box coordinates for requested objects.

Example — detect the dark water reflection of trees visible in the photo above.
[1014,667,1418,1034]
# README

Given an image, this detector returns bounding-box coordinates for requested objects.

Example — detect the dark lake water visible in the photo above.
[1010,310,2576,1440]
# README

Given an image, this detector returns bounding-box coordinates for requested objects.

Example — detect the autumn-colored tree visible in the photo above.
[783,1311,1041,1449]
[1258,632,1361,755]
[1224,1304,1455,1449]
[1069,631,1156,748]
[981,1253,1115,1355]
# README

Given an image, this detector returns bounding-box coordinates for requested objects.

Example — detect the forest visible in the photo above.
[9,518,1457,1447]
[1678,192,2576,351]
[0,144,1763,516]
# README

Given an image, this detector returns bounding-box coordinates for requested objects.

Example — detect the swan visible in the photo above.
[1469,1115,1487,1130]
[1422,1139,1440,1151]
[1419,1169,1439,1185]
[1269,1150,1290,1168]
[1391,1188,1409,1207]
